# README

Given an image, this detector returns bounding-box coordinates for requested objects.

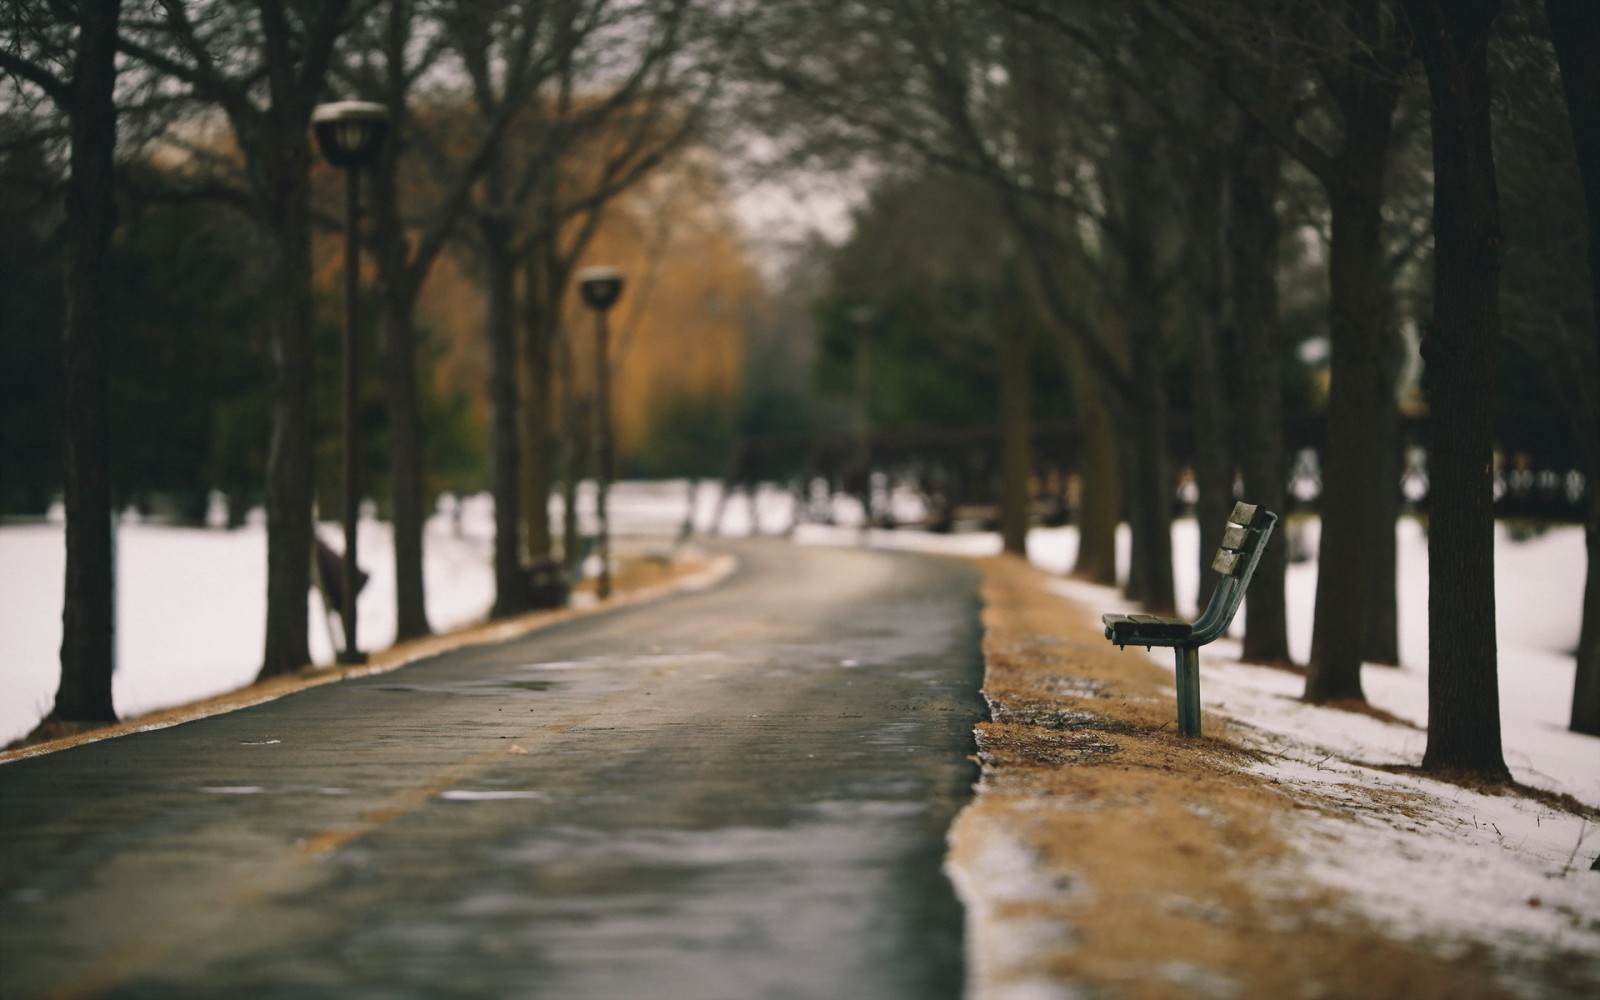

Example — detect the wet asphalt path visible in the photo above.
[0,539,985,1000]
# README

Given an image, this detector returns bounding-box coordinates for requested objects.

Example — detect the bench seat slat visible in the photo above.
[1220,523,1253,551]
[1102,612,1192,644]
[1212,547,1246,576]
[1227,501,1263,527]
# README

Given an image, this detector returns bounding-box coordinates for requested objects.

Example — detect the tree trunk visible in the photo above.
[998,317,1032,555]
[1408,0,1511,779]
[258,124,317,679]
[1545,0,1600,735]
[1122,218,1176,614]
[521,253,558,563]
[1185,151,1233,613]
[1363,392,1403,666]
[1305,81,1402,704]
[370,141,431,642]
[560,331,588,574]
[55,0,121,723]
[1054,315,1121,585]
[482,209,526,618]
[1228,122,1293,664]
[380,293,431,640]
[1074,397,1122,585]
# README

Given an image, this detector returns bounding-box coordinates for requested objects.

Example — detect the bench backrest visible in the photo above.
[1188,502,1278,645]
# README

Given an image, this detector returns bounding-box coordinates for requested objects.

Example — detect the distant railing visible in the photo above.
[719,415,1591,526]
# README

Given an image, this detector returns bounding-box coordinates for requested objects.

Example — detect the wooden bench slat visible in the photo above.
[1102,612,1192,644]
[1219,523,1253,551]
[1212,547,1246,576]
[1227,501,1263,527]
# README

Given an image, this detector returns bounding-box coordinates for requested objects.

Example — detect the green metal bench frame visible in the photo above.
[1101,502,1278,737]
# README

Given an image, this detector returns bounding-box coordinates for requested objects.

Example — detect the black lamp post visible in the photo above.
[312,100,389,664]
[578,266,624,599]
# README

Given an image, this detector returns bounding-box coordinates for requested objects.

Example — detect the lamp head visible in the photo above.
[312,101,391,169]
[578,266,625,311]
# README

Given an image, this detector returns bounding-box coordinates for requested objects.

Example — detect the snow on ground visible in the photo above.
[1039,518,1599,974]
[0,481,709,746]
[3,481,1596,972]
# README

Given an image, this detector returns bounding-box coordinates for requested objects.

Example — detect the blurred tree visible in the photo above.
[1405,0,1511,780]
[1541,0,1600,735]
[812,172,1071,548]
[120,0,357,679]
[0,145,65,516]
[443,0,713,611]
[330,0,535,640]
[0,0,123,725]
[106,186,266,524]
[1136,0,1413,702]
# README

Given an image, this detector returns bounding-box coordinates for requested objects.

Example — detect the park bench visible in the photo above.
[1101,501,1278,737]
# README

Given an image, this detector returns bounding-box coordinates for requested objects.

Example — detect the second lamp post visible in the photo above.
[578,266,624,599]
[312,100,390,664]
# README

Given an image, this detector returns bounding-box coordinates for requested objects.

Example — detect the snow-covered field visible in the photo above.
[0,481,704,745]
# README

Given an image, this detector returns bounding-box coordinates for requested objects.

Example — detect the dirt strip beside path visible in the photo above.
[947,554,1523,1000]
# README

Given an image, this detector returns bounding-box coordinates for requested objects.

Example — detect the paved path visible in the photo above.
[0,539,985,999]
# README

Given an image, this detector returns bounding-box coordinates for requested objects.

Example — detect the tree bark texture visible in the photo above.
[1227,122,1293,664]
[998,318,1033,556]
[380,294,431,641]
[1185,151,1233,613]
[1305,79,1402,703]
[255,0,352,678]
[1408,0,1511,779]
[257,132,318,678]
[55,0,122,722]
[1073,391,1122,586]
[521,253,558,563]
[483,210,527,618]
[369,136,432,642]
[1120,192,1176,614]
[1545,0,1600,735]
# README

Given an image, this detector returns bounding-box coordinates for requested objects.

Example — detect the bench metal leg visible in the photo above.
[1174,646,1201,737]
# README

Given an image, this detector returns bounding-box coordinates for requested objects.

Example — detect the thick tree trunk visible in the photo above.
[998,319,1032,555]
[1363,394,1403,666]
[1409,0,1511,779]
[370,140,431,641]
[1073,399,1122,585]
[258,128,317,679]
[1545,0,1600,735]
[1186,153,1232,613]
[1054,316,1121,585]
[1123,305,1175,612]
[1228,123,1293,664]
[55,0,121,723]
[380,294,431,640]
[1305,83,1401,704]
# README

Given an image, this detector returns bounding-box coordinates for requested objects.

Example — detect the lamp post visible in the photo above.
[312,100,389,665]
[578,266,624,599]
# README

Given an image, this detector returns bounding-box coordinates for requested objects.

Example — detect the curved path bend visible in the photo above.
[0,539,985,1000]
